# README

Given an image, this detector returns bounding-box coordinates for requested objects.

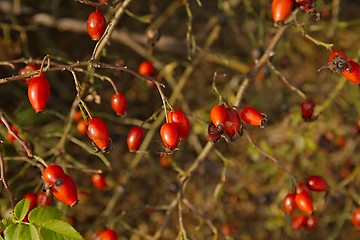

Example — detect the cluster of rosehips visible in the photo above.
[325,49,360,85]
[272,0,317,26]
[92,228,117,240]
[282,175,330,230]
[19,64,51,113]
[42,164,79,207]
[209,105,267,142]
[160,110,191,150]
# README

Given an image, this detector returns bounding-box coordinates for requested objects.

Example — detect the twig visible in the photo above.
[0,144,15,209]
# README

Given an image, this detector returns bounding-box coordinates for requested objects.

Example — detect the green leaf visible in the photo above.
[13,199,30,221]
[40,220,83,240]
[4,223,40,240]
[28,206,63,226]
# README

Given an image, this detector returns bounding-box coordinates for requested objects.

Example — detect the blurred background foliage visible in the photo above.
[0,0,360,239]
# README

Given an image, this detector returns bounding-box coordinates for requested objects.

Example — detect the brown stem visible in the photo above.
[0,145,15,209]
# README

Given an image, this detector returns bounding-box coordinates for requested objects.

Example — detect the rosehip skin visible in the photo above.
[292,214,308,229]
[295,190,314,215]
[138,61,154,76]
[111,93,127,115]
[282,193,296,215]
[301,99,315,121]
[271,0,294,24]
[22,192,37,211]
[37,192,52,206]
[91,173,107,190]
[167,110,190,140]
[28,75,50,113]
[210,105,228,130]
[240,106,267,128]
[352,207,360,228]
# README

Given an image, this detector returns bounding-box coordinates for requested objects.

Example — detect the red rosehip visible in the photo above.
[19,64,39,84]
[43,164,65,187]
[292,214,308,229]
[305,215,318,231]
[50,174,78,207]
[351,207,360,229]
[223,107,242,137]
[77,119,87,136]
[138,61,154,76]
[87,11,106,41]
[167,110,190,140]
[127,126,144,152]
[91,173,107,190]
[295,189,314,215]
[301,98,315,121]
[342,59,360,85]
[240,106,267,128]
[37,192,52,206]
[159,154,172,168]
[22,192,37,211]
[28,75,50,113]
[160,122,179,150]
[307,175,330,192]
[87,118,110,153]
[282,193,296,215]
[271,0,294,25]
[7,125,19,143]
[111,93,127,115]
[295,0,316,13]
[210,105,227,130]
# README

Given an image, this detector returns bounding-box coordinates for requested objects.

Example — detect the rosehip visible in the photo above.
[159,154,172,168]
[43,164,65,187]
[87,118,110,153]
[223,107,242,137]
[295,189,314,215]
[301,98,315,121]
[167,110,190,140]
[208,122,222,143]
[240,106,267,128]
[19,64,39,84]
[305,215,318,231]
[50,174,78,207]
[127,126,144,152]
[28,75,50,113]
[7,125,19,143]
[91,173,107,190]
[307,175,330,192]
[22,192,37,211]
[292,214,308,229]
[77,119,87,136]
[282,193,296,215]
[87,11,106,41]
[160,122,179,150]
[271,0,294,25]
[37,192,52,206]
[111,93,127,115]
[138,61,154,76]
[352,207,360,229]
[210,105,227,130]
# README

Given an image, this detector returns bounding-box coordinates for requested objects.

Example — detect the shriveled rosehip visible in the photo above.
[77,119,87,136]
[87,11,106,41]
[301,98,315,121]
[43,164,65,187]
[7,125,19,143]
[111,93,127,115]
[210,105,228,130]
[37,192,52,206]
[28,75,50,113]
[91,173,107,190]
[352,207,360,229]
[167,110,190,140]
[127,126,144,152]
[50,174,78,207]
[138,61,154,76]
[23,192,37,211]
[271,0,294,25]
[223,107,242,137]
[240,106,267,128]
[208,122,222,143]
[295,190,314,215]
[282,193,296,215]
[19,64,39,84]
[292,214,308,229]
[160,122,179,150]
[87,118,110,153]
[307,175,330,192]
[295,0,316,13]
